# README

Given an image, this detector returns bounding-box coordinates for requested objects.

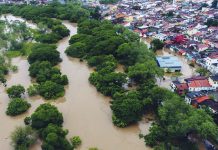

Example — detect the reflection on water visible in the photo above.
[0,16,152,150]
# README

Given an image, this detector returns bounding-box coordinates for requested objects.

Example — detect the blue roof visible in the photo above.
[156,56,182,68]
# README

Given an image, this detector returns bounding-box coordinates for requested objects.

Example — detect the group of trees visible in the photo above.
[0,20,32,85]
[11,103,80,150]
[27,43,68,99]
[0,2,90,44]
[66,18,218,148]
[0,2,86,150]
[0,55,9,85]
[99,0,119,4]
[144,90,218,149]
[0,19,33,51]
[66,19,163,127]
[2,2,218,149]
[11,126,38,150]
[6,85,31,116]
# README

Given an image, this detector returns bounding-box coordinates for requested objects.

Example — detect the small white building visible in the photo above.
[205,54,218,68]
[209,75,218,89]
[154,33,167,41]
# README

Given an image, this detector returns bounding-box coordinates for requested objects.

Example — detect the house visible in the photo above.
[156,56,182,72]
[171,80,188,95]
[207,63,218,74]
[185,91,218,114]
[209,75,218,89]
[154,33,167,41]
[197,44,209,52]
[199,99,218,114]
[185,76,215,92]
[185,91,208,104]
[204,53,218,68]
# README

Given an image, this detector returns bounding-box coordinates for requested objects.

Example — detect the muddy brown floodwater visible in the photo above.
[0,15,152,150]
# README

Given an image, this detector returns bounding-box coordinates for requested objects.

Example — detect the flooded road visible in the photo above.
[0,16,151,150]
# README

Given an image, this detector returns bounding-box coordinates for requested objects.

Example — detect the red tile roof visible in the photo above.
[195,95,210,103]
[188,79,211,88]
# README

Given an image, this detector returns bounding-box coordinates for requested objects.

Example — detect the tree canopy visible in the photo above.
[150,39,164,51]
[28,44,61,65]
[7,85,25,99]
[6,98,31,116]
[40,124,73,150]
[11,126,38,150]
[29,103,63,129]
[38,81,65,100]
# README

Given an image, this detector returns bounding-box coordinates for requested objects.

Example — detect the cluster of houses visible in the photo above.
[100,0,218,114]
[171,75,218,114]
[102,0,218,74]
[0,0,59,4]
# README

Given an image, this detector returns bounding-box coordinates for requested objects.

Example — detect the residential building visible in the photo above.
[186,77,215,91]
[209,75,218,89]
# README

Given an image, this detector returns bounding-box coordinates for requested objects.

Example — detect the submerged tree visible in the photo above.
[6,98,31,116]
[7,85,25,98]
[11,126,38,150]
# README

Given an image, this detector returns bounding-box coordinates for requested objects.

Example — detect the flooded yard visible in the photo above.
[155,48,196,89]
[142,37,196,89]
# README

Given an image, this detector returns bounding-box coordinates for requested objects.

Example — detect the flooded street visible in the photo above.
[0,15,151,150]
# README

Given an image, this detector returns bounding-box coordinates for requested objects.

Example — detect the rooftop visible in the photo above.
[195,95,210,103]
[188,79,212,88]
[156,56,182,68]
[210,75,218,81]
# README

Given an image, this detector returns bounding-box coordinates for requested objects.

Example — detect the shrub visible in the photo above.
[30,103,63,129]
[65,42,87,58]
[27,84,39,96]
[70,136,82,148]
[6,98,31,116]
[11,126,38,150]
[7,85,25,98]
[38,81,65,100]
[24,117,31,125]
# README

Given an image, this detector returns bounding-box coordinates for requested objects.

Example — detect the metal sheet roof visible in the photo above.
[156,56,182,68]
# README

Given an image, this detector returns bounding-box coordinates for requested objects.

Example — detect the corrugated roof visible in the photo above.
[188,79,211,88]
[156,56,182,68]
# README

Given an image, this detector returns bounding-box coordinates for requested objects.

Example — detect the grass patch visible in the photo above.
[5,51,21,58]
